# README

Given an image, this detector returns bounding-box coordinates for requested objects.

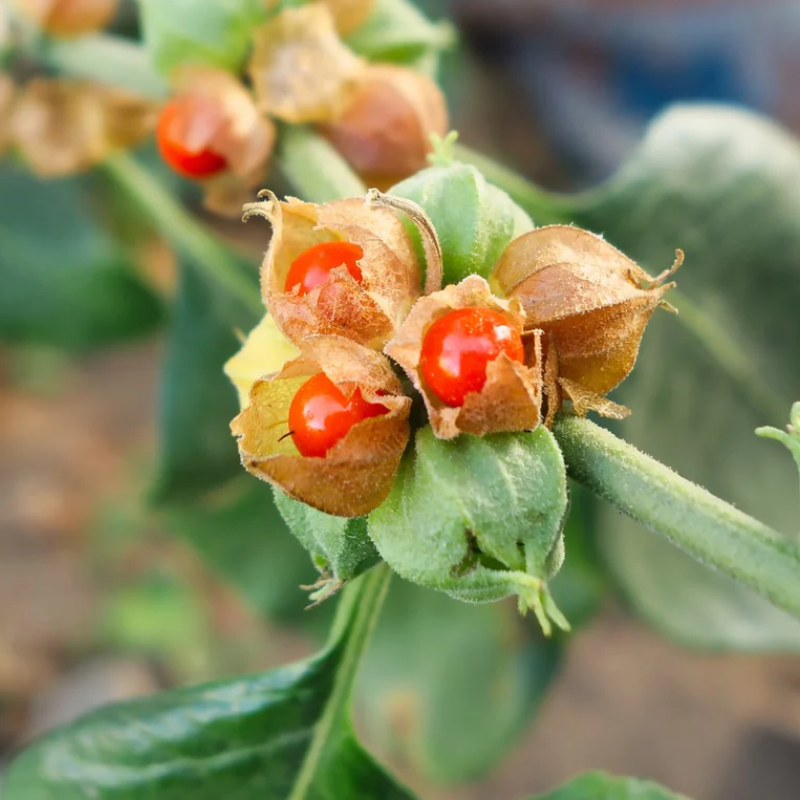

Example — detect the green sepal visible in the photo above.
[135,0,268,75]
[391,159,533,286]
[756,402,800,491]
[274,488,381,601]
[345,0,454,69]
[368,426,569,634]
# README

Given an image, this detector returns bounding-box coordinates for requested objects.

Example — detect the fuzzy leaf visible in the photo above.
[531,772,689,799]
[0,163,161,349]
[556,106,800,650]
[136,0,267,75]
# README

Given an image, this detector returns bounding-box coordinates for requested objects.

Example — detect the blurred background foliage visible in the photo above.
[2,0,800,798]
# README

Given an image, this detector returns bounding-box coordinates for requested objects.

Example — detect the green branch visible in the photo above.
[554,415,800,619]
[103,153,263,316]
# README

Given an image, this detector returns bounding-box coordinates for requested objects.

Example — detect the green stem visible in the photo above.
[277,125,367,203]
[103,153,262,316]
[553,415,800,619]
[289,564,391,800]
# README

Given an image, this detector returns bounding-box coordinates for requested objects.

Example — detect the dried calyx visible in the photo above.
[492,225,680,421]
[158,67,275,216]
[243,189,441,349]
[385,275,543,439]
[231,335,411,517]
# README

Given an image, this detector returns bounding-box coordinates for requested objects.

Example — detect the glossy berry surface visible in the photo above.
[289,372,388,458]
[156,100,228,179]
[419,307,524,407]
[284,242,364,295]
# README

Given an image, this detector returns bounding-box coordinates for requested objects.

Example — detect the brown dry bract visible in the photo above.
[493,225,679,418]
[169,67,276,217]
[231,336,411,517]
[8,78,157,178]
[386,275,542,439]
[243,191,423,348]
[10,0,116,37]
[249,4,365,124]
[320,64,448,187]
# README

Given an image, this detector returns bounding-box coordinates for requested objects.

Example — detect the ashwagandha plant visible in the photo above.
[2,1,800,798]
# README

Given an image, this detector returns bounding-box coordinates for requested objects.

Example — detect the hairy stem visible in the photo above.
[289,563,392,800]
[103,153,262,316]
[554,415,800,619]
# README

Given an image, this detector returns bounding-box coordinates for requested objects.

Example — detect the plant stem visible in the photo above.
[553,415,800,619]
[103,153,263,316]
[277,125,367,203]
[289,564,392,800]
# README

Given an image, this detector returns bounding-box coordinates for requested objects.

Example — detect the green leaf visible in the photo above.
[561,106,800,650]
[470,106,800,650]
[274,489,381,592]
[135,0,267,75]
[357,578,563,784]
[0,163,162,349]
[2,565,416,800]
[392,162,533,286]
[369,426,569,633]
[530,772,690,799]
[165,480,318,622]
[344,0,453,67]
[151,263,259,504]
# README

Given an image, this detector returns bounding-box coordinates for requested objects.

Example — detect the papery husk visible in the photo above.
[243,191,423,348]
[8,78,157,177]
[169,67,276,217]
[10,0,116,37]
[249,3,365,124]
[231,336,411,517]
[492,225,679,418]
[320,0,374,34]
[320,64,448,184]
[385,275,542,439]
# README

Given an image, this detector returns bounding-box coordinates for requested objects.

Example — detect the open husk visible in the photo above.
[320,64,448,187]
[249,3,365,124]
[385,275,542,439]
[243,191,424,348]
[231,336,411,517]
[167,67,276,216]
[492,225,679,418]
[8,78,157,177]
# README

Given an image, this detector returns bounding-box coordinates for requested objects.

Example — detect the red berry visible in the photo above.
[289,372,388,458]
[419,307,524,407]
[156,100,228,179]
[284,241,364,295]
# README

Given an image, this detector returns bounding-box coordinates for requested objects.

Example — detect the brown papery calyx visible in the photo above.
[492,225,681,421]
[385,275,543,439]
[243,190,433,349]
[231,336,411,517]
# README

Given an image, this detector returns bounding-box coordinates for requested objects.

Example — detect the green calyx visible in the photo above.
[368,426,570,635]
[390,156,534,286]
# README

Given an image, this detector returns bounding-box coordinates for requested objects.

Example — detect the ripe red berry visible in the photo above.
[156,100,228,179]
[288,372,388,458]
[284,241,364,295]
[419,307,525,407]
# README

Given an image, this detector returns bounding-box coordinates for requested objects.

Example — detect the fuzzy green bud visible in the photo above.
[274,489,380,603]
[368,425,570,634]
[390,159,534,286]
